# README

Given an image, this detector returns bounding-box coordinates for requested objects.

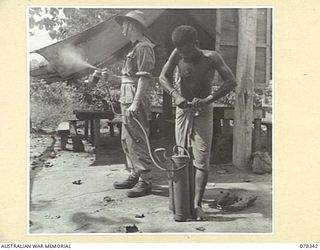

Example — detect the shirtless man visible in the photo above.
[159,25,236,220]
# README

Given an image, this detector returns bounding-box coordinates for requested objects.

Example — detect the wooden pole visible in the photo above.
[233,9,258,169]
[94,119,100,147]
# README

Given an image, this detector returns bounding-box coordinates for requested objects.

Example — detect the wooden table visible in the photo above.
[211,105,265,152]
[73,108,162,147]
[150,104,266,163]
[72,106,268,156]
[73,109,115,146]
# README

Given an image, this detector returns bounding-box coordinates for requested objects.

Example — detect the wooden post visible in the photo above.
[253,118,262,151]
[90,119,95,144]
[109,122,115,137]
[84,120,89,138]
[94,119,101,147]
[233,9,258,169]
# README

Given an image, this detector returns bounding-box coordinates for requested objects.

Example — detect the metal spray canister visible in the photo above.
[89,69,102,84]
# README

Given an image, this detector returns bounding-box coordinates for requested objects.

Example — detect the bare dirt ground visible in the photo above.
[29,129,272,234]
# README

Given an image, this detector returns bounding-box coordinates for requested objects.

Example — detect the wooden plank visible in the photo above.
[220,9,238,45]
[219,46,238,77]
[219,9,270,87]
[188,9,216,39]
[73,109,114,120]
[217,9,238,82]
[215,9,222,52]
[233,9,258,169]
[220,42,267,48]
[254,47,267,84]
[57,122,70,132]
[256,9,267,44]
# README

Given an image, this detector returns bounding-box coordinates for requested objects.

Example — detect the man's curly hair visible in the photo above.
[172,25,198,47]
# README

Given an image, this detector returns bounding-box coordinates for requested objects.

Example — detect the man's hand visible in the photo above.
[127,101,139,116]
[101,70,109,81]
[191,97,210,108]
[174,95,188,109]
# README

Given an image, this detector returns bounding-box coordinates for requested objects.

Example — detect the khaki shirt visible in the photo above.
[119,39,155,104]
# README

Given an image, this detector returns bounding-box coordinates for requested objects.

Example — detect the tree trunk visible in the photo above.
[233,9,258,169]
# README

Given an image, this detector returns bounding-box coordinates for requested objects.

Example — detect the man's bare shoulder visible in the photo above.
[202,50,222,62]
[167,48,180,63]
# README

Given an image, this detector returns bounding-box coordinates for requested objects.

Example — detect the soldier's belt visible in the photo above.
[121,76,138,84]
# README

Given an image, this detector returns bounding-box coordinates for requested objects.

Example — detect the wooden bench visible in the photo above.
[57,121,70,150]
[57,117,87,150]
[57,110,122,149]
[73,110,121,147]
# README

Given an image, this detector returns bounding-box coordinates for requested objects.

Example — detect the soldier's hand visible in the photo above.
[127,101,140,116]
[101,70,109,81]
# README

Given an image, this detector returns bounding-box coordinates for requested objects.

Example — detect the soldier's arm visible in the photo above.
[127,43,155,114]
[132,44,155,104]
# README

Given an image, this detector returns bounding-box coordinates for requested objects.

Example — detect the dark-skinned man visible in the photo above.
[159,25,236,220]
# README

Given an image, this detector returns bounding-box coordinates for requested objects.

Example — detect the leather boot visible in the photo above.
[126,181,152,198]
[113,174,139,189]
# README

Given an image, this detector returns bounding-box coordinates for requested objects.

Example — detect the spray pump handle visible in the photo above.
[172,145,191,159]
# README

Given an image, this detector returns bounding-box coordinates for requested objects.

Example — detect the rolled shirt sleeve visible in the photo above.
[135,42,155,78]
[119,40,155,104]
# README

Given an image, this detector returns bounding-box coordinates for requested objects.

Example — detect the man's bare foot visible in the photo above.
[194,206,205,221]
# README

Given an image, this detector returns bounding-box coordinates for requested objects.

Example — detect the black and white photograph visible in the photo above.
[28,7,273,234]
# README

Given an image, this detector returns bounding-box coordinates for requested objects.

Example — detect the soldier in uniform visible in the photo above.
[160,25,236,219]
[108,10,156,197]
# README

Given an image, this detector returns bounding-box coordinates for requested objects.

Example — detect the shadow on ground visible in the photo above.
[71,212,141,233]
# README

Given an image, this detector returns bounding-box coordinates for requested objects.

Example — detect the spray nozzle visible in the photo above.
[88,68,109,84]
